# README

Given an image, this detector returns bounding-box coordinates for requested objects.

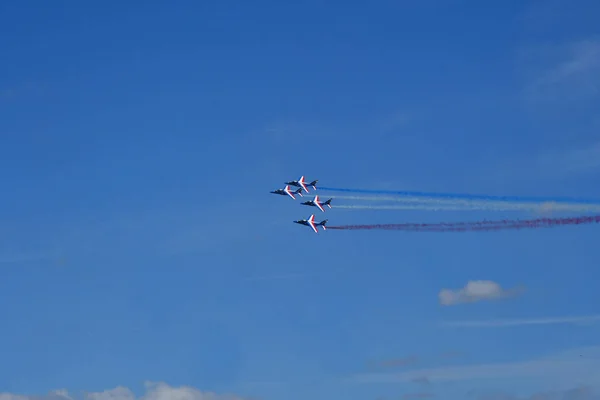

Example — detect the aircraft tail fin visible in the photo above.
[323,198,332,208]
[308,179,318,189]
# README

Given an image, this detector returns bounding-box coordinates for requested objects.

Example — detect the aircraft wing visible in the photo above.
[315,201,324,212]
[307,215,318,233]
[312,195,324,212]
[298,176,309,193]
[284,185,296,199]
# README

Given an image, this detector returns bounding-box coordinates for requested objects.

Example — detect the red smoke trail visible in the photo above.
[327,215,600,232]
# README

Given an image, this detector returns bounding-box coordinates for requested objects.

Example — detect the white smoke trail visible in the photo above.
[333,204,483,211]
[333,204,519,212]
[331,194,527,207]
[329,195,600,213]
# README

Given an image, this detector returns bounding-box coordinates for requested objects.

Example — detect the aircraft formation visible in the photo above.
[271,176,600,234]
[270,176,332,233]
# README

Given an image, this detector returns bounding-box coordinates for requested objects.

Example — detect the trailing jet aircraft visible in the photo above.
[270,185,304,200]
[285,176,318,193]
[301,194,332,212]
[293,214,328,233]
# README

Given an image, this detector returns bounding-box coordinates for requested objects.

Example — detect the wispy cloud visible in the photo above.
[376,109,413,133]
[523,38,600,103]
[262,119,338,145]
[438,280,524,306]
[535,141,600,176]
[535,39,600,90]
[491,139,600,183]
[0,88,16,99]
[401,393,435,400]
[0,82,45,102]
[369,356,420,370]
[439,351,465,360]
[353,346,600,386]
[411,376,431,386]
[441,314,600,328]
[244,272,316,281]
[472,385,600,400]
[0,253,60,265]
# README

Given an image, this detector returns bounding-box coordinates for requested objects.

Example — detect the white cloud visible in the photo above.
[0,395,28,400]
[138,382,246,400]
[84,387,135,400]
[0,390,72,400]
[1,383,248,400]
[441,315,600,328]
[438,280,524,306]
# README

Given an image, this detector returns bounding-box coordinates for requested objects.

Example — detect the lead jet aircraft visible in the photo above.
[270,185,304,200]
[301,194,332,212]
[293,214,328,233]
[285,176,318,193]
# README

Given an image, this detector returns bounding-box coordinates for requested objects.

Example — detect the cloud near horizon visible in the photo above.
[0,382,248,400]
[438,280,524,306]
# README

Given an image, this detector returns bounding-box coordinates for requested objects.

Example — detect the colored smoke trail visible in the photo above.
[327,215,600,232]
[319,187,600,205]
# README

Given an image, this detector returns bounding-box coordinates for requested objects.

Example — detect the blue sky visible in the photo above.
[1,0,600,399]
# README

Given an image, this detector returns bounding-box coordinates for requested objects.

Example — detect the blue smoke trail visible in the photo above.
[317,187,600,205]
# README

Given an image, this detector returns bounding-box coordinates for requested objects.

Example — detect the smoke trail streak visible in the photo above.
[333,203,600,212]
[328,215,600,232]
[319,187,600,205]
[329,194,600,211]
[334,204,493,211]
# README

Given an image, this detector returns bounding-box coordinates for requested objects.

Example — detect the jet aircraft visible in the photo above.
[285,176,318,193]
[270,185,304,200]
[293,214,328,233]
[301,194,332,212]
